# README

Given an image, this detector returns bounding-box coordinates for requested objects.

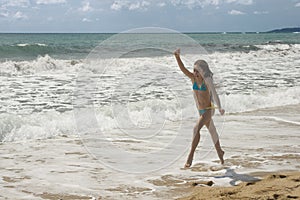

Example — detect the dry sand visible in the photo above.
[177,171,300,200]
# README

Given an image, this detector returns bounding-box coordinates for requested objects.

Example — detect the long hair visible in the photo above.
[194,60,213,78]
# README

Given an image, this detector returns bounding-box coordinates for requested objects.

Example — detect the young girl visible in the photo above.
[174,49,225,168]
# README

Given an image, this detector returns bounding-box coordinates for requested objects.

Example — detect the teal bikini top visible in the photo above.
[193,81,207,91]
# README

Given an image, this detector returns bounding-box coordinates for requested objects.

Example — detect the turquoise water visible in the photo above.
[0,33,111,61]
[0,33,299,61]
[189,32,300,44]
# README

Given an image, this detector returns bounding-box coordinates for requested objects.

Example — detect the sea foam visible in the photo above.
[1,43,299,142]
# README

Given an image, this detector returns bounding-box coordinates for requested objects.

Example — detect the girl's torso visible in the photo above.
[192,79,211,110]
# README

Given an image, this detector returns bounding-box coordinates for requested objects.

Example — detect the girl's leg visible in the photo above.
[185,111,211,168]
[185,124,201,167]
[206,119,224,164]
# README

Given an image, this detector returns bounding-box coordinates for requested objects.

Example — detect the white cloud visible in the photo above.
[79,1,93,12]
[157,2,166,7]
[0,11,9,17]
[169,0,221,9]
[253,10,268,15]
[109,0,254,11]
[110,1,150,11]
[110,1,125,11]
[225,0,253,5]
[170,0,198,9]
[185,1,203,9]
[1,0,30,8]
[129,1,149,10]
[36,0,66,5]
[210,0,221,6]
[128,2,140,10]
[13,11,28,19]
[228,9,245,15]
[0,9,28,20]
[295,2,300,7]
[82,17,91,22]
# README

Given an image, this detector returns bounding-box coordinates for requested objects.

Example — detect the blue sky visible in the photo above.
[0,0,300,32]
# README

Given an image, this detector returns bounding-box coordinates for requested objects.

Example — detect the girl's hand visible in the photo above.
[219,108,225,115]
[174,49,180,57]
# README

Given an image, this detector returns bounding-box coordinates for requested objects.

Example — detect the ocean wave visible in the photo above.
[224,86,300,114]
[0,40,300,61]
[204,43,300,53]
[0,42,299,75]
[1,84,299,143]
[1,89,299,143]
[0,44,91,61]
[0,55,82,75]
[0,111,77,143]
[16,43,48,47]
[202,43,262,52]
[0,46,298,144]
[0,99,181,143]
[254,43,297,51]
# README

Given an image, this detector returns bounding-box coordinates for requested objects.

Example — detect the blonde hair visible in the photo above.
[194,60,213,78]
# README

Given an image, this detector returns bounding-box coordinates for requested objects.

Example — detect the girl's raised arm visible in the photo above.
[174,49,193,80]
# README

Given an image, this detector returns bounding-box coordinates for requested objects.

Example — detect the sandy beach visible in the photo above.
[178,172,300,200]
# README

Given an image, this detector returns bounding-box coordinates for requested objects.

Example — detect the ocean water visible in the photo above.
[0,31,300,199]
[0,32,299,140]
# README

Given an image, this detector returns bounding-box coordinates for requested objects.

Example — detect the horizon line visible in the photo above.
[0,31,290,34]
[1,27,299,34]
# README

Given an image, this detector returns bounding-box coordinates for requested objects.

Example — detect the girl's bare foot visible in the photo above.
[184,156,193,168]
[184,162,192,168]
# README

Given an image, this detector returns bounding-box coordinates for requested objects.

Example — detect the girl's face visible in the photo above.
[193,68,203,78]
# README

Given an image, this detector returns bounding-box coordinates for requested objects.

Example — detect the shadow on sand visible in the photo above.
[215,168,261,186]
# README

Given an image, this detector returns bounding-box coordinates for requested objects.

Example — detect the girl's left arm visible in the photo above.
[205,77,225,115]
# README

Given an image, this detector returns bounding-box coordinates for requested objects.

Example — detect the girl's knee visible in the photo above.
[209,125,216,133]
[193,126,200,135]
[193,125,197,132]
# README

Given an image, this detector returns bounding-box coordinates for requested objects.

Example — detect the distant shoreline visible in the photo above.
[266,27,300,33]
